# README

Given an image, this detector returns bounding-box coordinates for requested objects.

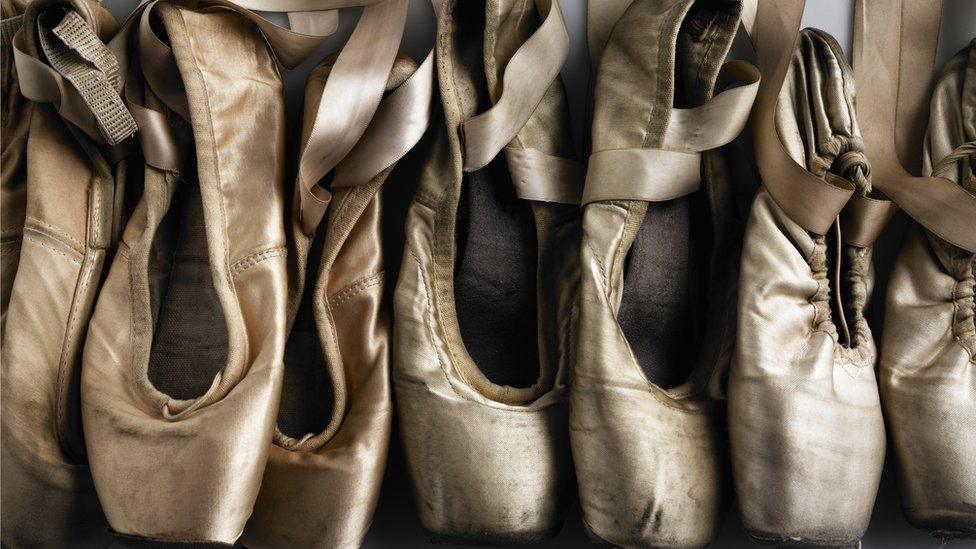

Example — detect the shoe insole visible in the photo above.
[617,197,704,389]
[278,222,333,440]
[454,159,540,389]
[147,174,229,400]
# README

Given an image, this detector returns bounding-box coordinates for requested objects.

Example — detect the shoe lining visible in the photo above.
[147,168,229,400]
[451,0,540,389]
[616,5,726,390]
[278,222,334,440]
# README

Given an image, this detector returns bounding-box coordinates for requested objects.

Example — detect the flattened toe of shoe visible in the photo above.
[0,454,109,548]
[729,368,885,546]
[395,380,571,544]
[572,380,726,549]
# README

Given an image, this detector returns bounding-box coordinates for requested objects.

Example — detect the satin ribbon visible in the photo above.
[750,0,976,251]
[295,0,411,234]
[459,0,571,173]
[582,61,760,205]
[852,0,976,252]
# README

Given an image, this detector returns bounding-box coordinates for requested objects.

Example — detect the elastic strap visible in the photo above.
[39,10,137,145]
[582,60,760,204]
[1,14,23,46]
[852,0,976,252]
[13,7,136,146]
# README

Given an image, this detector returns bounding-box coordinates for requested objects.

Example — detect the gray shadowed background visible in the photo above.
[98,1,976,547]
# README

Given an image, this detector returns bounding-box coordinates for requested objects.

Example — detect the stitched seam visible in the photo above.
[22,232,82,265]
[230,246,285,277]
[23,221,85,256]
[117,240,130,259]
[55,248,96,453]
[413,190,439,210]
[328,272,383,309]
[408,247,466,401]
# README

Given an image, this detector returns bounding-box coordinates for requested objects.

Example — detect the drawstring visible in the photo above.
[932,141,976,179]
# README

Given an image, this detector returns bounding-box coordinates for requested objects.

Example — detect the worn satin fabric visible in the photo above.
[0,0,28,335]
[0,1,119,547]
[81,5,287,544]
[241,57,416,549]
[391,0,578,543]
[880,41,976,539]
[571,1,742,547]
[728,28,886,545]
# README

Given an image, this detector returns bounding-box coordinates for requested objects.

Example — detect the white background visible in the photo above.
[99,1,976,547]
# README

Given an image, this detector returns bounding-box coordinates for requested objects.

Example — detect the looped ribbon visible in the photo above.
[852,0,976,252]
[582,60,761,205]
[581,0,759,206]
[750,0,976,252]
[931,141,976,179]
[293,0,421,235]
[10,3,137,147]
[456,0,584,205]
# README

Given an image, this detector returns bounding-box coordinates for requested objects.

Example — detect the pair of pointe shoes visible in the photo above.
[2,0,416,546]
[732,1,976,544]
[394,0,756,545]
[394,0,975,547]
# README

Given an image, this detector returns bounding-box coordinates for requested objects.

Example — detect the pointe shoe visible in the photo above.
[242,47,425,548]
[729,24,886,546]
[1,0,130,546]
[1,0,29,334]
[392,0,580,544]
[572,0,758,547]
[81,3,292,544]
[880,39,976,539]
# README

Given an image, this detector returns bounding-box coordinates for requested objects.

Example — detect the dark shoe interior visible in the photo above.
[147,165,230,400]
[452,0,540,389]
[278,222,334,440]
[617,196,709,389]
[616,7,724,390]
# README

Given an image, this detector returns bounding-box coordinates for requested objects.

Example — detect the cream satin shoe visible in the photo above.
[1,0,29,333]
[1,0,131,546]
[572,0,758,547]
[880,40,976,539]
[729,24,886,546]
[393,0,580,543]
[81,2,294,544]
[242,34,428,546]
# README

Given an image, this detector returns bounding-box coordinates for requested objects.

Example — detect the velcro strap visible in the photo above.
[1,14,23,46]
[460,0,570,172]
[505,147,584,204]
[583,61,760,205]
[38,10,136,145]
